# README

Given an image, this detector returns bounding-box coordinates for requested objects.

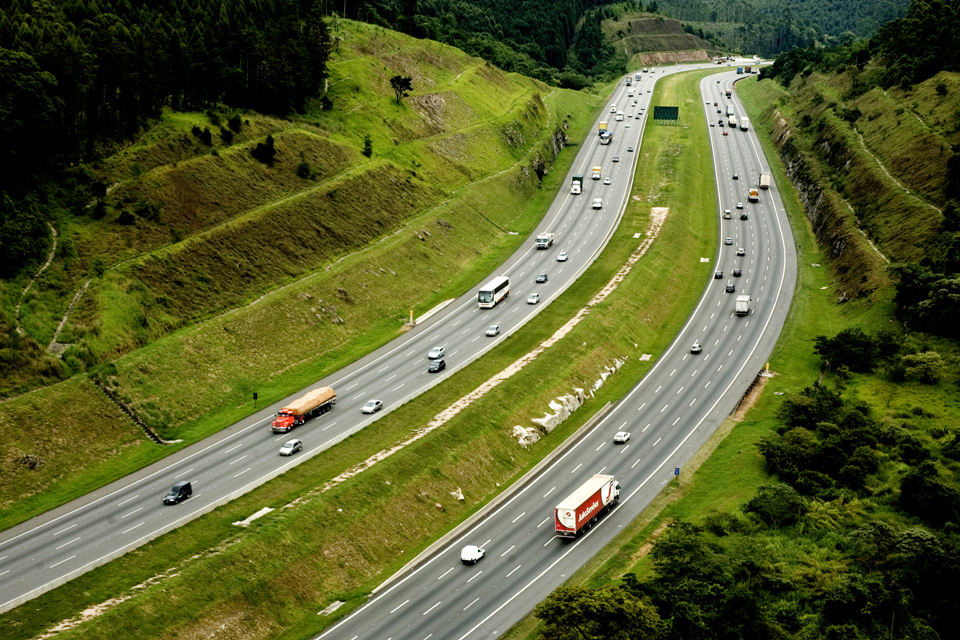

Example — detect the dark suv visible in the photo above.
[163,480,192,505]
[428,359,446,373]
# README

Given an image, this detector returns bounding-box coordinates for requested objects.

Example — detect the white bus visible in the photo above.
[478,276,510,308]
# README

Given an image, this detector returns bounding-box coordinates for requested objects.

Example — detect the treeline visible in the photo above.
[336,0,625,86]
[762,0,960,339]
[0,0,330,188]
[660,0,907,57]
[534,329,960,640]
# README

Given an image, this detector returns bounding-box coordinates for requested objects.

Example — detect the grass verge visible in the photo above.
[2,69,720,640]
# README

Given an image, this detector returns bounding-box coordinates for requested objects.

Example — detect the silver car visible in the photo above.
[279,439,303,456]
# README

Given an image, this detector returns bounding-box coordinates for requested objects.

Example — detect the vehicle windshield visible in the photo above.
[478,291,493,304]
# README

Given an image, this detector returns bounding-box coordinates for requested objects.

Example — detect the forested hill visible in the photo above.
[0,0,330,184]
[655,0,909,56]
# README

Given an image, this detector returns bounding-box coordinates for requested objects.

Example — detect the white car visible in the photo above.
[461,545,485,565]
[736,202,744,209]
[427,346,445,359]
[486,324,500,337]
[527,293,540,304]
[592,198,603,209]
[603,177,611,185]
[361,399,382,414]
[614,431,631,444]
[691,343,703,354]
[557,251,568,262]
[279,439,303,456]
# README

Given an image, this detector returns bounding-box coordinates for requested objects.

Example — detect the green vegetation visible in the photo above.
[0,68,722,640]
[0,21,600,527]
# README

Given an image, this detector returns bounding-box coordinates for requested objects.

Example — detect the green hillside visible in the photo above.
[0,20,603,522]
[603,12,719,67]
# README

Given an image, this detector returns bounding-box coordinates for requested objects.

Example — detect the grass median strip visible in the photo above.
[3,69,718,640]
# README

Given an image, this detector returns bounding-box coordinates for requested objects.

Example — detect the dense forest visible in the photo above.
[0,0,330,188]
[660,0,908,56]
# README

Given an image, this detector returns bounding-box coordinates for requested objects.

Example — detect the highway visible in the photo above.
[0,63,682,614]
[313,66,796,640]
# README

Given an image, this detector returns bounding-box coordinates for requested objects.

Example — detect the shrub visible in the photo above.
[228,115,242,132]
[251,135,276,165]
[362,134,373,158]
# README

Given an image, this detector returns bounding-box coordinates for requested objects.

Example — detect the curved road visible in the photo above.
[0,64,692,614]
[314,66,796,640]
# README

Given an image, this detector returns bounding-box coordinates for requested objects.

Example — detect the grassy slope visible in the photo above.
[507,72,960,640]
[0,22,600,529]
[0,69,721,640]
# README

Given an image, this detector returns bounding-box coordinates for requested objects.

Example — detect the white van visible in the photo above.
[615,111,624,121]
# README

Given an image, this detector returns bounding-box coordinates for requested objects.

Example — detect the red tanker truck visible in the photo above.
[271,387,337,433]
[554,474,621,538]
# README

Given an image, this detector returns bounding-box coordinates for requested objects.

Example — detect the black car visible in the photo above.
[740,212,749,220]
[733,268,742,277]
[163,480,192,505]
[536,272,548,283]
[732,173,739,180]
[726,282,736,293]
[715,270,723,279]
[428,359,446,373]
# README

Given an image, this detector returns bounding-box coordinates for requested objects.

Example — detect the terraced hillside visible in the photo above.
[0,20,603,522]
[603,13,717,67]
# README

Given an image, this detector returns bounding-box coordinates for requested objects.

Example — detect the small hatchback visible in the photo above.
[527,293,540,305]
[163,480,192,505]
[536,272,548,283]
[428,359,446,373]
[691,342,703,354]
[279,439,303,456]
[485,324,500,337]
[725,237,733,245]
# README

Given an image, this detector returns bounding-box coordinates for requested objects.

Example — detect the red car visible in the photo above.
[723,131,729,136]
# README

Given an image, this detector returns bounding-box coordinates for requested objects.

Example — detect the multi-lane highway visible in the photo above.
[313,67,796,640]
[0,64,682,614]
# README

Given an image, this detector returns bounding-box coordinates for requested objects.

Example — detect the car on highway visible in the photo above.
[592,198,603,209]
[713,101,718,106]
[740,212,749,220]
[163,480,192,504]
[427,359,446,373]
[612,155,620,162]
[733,268,742,277]
[737,247,746,256]
[461,545,485,565]
[723,131,729,136]
[723,209,732,219]
[733,173,739,180]
[690,342,702,354]
[613,431,631,444]
[427,346,445,359]
[715,270,723,279]
[603,177,611,185]
[557,251,568,262]
[736,202,744,209]
[536,272,548,283]
[527,293,540,304]
[361,399,383,414]
[610,106,616,113]
[625,123,631,128]
[710,122,715,127]
[279,439,303,456]
[726,282,736,293]
[485,324,500,337]
[627,146,634,152]
[725,237,733,245]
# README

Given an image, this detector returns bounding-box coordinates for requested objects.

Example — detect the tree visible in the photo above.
[362,134,373,158]
[251,135,276,165]
[901,351,946,384]
[390,74,413,104]
[0,193,49,275]
[814,328,878,373]
[744,483,808,528]
[534,585,662,640]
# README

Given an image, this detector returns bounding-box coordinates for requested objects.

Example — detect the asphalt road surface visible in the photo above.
[0,62,696,614]
[313,65,797,640]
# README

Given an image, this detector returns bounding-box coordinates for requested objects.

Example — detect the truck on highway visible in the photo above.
[737,66,743,74]
[592,165,602,180]
[600,132,612,145]
[759,173,771,189]
[272,387,336,433]
[625,76,632,86]
[598,121,608,136]
[615,111,624,121]
[740,117,750,131]
[744,65,753,74]
[735,294,752,316]
[536,232,555,249]
[748,188,760,202]
[726,105,735,117]
[728,115,737,128]
[571,175,583,195]
[555,474,621,538]
[725,89,732,98]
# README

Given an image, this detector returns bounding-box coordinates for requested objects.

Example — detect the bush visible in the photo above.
[251,135,276,165]
[901,351,945,384]
[814,328,879,372]
[228,115,242,132]
[296,162,313,179]
[744,484,808,528]
[362,134,373,158]
[220,127,234,144]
